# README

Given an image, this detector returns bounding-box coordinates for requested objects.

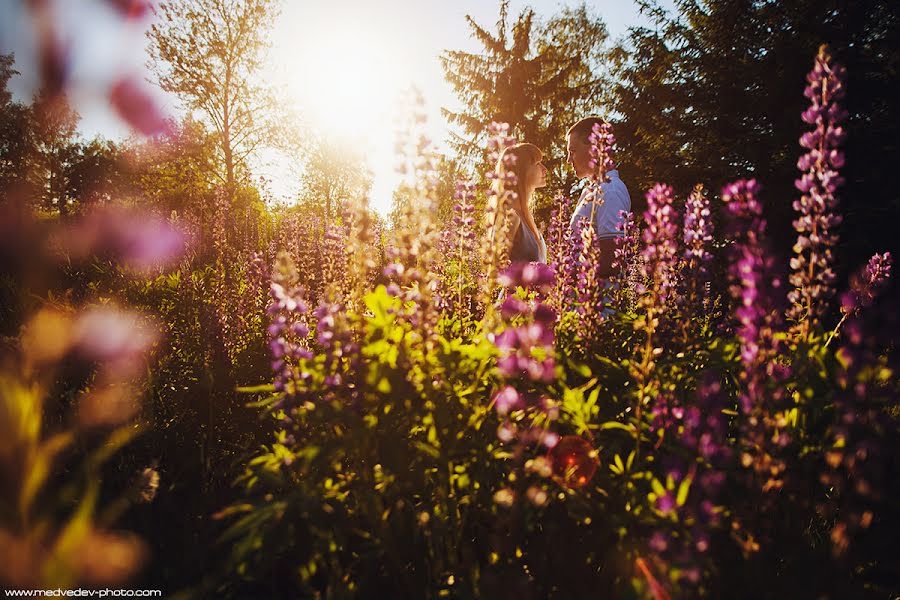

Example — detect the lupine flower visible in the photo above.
[788,45,848,331]
[440,179,481,319]
[683,184,714,286]
[574,221,606,338]
[494,319,555,382]
[480,122,519,305]
[569,121,619,334]
[841,252,892,316]
[497,261,555,292]
[588,121,616,183]
[384,95,443,339]
[639,184,680,310]
[266,253,313,403]
[545,194,581,312]
[72,306,158,370]
[60,207,187,271]
[490,264,560,503]
[610,210,640,312]
[722,179,790,493]
[646,374,732,581]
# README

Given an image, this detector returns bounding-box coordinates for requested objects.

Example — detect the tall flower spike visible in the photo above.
[722,179,790,494]
[480,122,518,307]
[680,184,715,317]
[639,184,680,310]
[446,179,480,320]
[588,121,616,183]
[610,210,640,313]
[683,184,713,280]
[788,45,848,333]
[545,194,580,313]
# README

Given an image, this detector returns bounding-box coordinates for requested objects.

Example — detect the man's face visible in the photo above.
[566,133,592,179]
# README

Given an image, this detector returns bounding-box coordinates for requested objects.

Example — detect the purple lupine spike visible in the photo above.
[788,45,848,330]
[683,185,714,278]
[610,210,640,313]
[722,179,791,494]
[640,184,680,309]
[442,178,481,319]
[490,265,559,460]
[588,121,616,183]
[266,252,313,403]
[545,194,581,312]
[573,218,606,337]
[841,252,892,316]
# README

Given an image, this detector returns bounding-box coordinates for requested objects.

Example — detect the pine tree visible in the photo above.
[441,2,609,204]
[611,0,900,272]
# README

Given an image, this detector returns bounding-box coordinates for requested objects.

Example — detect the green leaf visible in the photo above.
[676,472,694,507]
[599,421,635,434]
[237,384,276,393]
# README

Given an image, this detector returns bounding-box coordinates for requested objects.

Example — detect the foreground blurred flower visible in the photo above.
[78,383,141,428]
[70,530,148,587]
[498,262,555,293]
[547,435,598,489]
[109,77,170,137]
[20,308,73,367]
[59,207,187,271]
[106,0,153,20]
[72,306,158,366]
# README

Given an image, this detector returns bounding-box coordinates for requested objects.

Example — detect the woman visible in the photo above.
[486,142,548,264]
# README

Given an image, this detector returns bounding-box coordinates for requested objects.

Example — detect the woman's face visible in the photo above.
[526,158,548,190]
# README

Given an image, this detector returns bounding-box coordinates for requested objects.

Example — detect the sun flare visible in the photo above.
[283,22,415,212]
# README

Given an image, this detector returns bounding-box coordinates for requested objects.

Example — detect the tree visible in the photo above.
[133,117,219,215]
[389,154,463,227]
[296,133,371,221]
[610,0,900,276]
[29,90,80,216]
[147,0,280,192]
[65,139,127,207]
[441,1,610,205]
[0,54,33,197]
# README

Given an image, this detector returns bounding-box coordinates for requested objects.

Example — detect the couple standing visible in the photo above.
[489,117,631,278]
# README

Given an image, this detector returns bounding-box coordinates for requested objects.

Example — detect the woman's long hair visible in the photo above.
[485,143,543,258]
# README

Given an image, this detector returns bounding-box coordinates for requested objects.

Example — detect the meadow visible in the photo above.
[1,1,898,599]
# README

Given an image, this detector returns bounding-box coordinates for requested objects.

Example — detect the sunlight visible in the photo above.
[282,22,413,213]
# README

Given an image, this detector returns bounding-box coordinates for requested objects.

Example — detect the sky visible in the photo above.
[0,0,673,213]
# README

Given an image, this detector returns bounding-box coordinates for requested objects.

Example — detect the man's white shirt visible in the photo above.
[568,169,632,239]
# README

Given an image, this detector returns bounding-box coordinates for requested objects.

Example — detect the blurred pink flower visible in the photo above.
[106,0,153,20]
[72,306,157,366]
[110,77,170,136]
[61,207,187,270]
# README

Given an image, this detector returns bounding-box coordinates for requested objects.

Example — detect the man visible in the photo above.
[566,116,632,278]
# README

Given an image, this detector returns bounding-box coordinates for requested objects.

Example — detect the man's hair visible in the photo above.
[567,116,608,144]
